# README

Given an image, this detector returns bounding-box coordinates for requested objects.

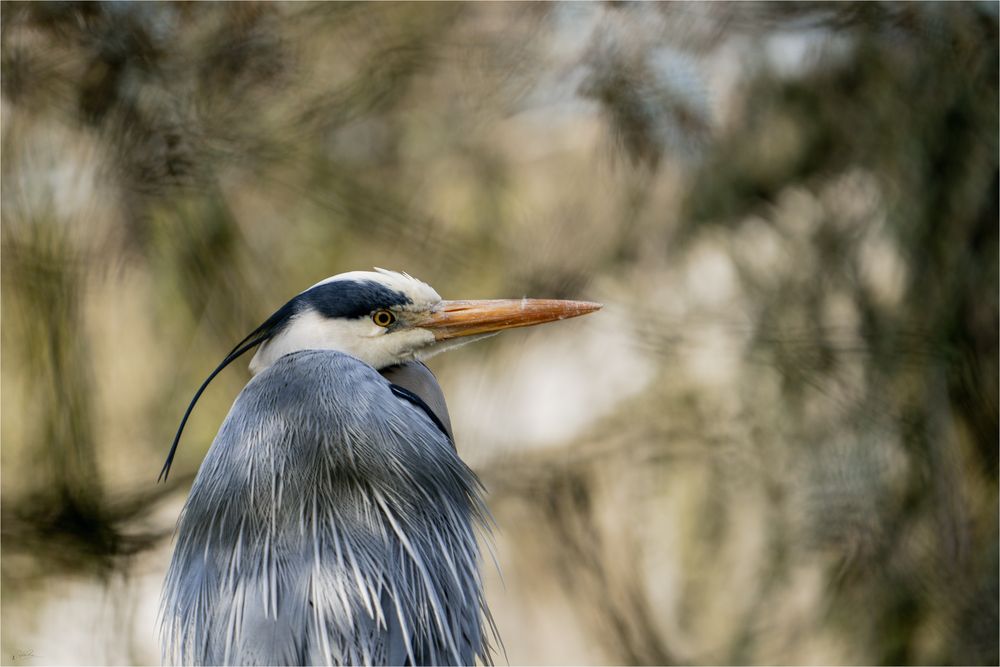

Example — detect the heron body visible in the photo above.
[159,270,600,666]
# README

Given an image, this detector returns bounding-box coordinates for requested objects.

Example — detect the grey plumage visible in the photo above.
[160,350,495,665]
[158,270,600,666]
[380,362,454,442]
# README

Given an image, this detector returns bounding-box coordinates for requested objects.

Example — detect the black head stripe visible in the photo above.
[300,279,412,319]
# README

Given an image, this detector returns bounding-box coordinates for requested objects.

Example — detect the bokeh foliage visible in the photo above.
[2,2,997,664]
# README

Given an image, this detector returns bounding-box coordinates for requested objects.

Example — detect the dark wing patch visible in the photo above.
[389,384,454,448]
[380,362,454,441]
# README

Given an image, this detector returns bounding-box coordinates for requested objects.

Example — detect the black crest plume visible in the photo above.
[158,301,298,482]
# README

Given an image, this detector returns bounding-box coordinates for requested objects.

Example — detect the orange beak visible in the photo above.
[416,299,602,340]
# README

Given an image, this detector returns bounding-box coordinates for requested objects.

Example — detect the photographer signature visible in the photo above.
[10,648,36,663]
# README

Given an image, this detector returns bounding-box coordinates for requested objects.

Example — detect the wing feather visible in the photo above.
[160,350,494,666]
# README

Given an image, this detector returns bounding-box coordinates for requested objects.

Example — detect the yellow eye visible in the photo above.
[372,309,395,327]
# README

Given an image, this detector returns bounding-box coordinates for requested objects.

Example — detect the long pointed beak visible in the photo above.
[416,299,602,340]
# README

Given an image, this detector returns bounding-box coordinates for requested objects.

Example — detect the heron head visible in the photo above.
[248,268,602,372]
[158,268,600,481]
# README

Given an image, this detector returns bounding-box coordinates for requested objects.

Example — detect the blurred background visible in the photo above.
[2,2,997,665]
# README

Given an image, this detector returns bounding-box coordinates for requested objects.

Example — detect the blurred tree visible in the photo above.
[1,1,996,664]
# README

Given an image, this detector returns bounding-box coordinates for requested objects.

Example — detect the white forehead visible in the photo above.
[305,268,442,306]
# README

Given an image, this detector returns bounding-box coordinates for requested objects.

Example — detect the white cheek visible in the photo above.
[249,311,438,373]
[249,312,362,374]
[337,325,437,368]
[385,328,437,363]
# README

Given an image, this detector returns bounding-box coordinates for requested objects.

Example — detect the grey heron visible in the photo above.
[158,269,600,666]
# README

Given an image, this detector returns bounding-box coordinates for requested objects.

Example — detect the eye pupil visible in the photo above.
[373,310,394,327]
